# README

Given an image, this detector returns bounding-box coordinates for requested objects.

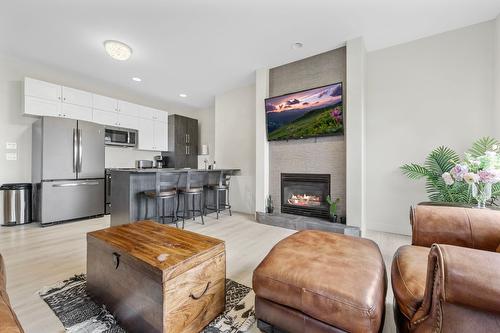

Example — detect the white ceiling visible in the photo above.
[1,0,499,108]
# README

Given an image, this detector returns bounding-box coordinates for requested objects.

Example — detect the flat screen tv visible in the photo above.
[265,82,343,141]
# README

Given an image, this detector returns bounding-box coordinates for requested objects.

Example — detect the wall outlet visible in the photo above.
[5,142,17,150]
[5,152,17,161]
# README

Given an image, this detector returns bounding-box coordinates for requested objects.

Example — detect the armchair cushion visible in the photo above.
[391,245,428,320]
[497,244,500,253]
[410,204,500,251]
[428,244,500,315]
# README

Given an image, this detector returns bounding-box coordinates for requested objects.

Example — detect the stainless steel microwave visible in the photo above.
[104,127,137,147]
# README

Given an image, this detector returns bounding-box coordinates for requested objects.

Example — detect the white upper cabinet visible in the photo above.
[138,118,167,151]
[154,120,168,151]
[117,100,140,117]
[24,96,61,117]
[138,106,167,122]
[25,78,61,102]
[93,94,117,112]
[62,86,92,107]
[138,118,155,151]
[92,109,117,127]
[118,113,139,130]
[62,103,93,122]
[24,77,169,151]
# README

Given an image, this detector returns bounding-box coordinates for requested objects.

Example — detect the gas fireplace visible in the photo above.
[281,173,331,219]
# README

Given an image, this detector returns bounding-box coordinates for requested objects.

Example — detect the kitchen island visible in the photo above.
[110,168,240,226]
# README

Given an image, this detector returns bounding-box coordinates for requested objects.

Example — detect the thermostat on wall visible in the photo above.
[5,142,17,150]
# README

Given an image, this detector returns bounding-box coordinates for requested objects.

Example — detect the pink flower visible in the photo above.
[478,170,500,184]
[450,164,468,181]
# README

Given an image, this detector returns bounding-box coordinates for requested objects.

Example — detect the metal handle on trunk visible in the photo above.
[189,281,211,300]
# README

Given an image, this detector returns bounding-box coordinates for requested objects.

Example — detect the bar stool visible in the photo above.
[142,173,180,227]
[176,171,206,228]
[205,170,232,219]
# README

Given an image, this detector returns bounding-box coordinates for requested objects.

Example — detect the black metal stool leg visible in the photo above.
[173,196,178,228]
[199,193,204,225]
[216,190,220,220]
[227,187,232,216]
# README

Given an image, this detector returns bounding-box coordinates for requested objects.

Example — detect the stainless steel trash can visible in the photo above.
[0,183,32,226]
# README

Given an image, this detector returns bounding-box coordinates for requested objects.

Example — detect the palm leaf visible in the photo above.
[424,146,459,175]
[467,137,500,158]
[400,164,433,179]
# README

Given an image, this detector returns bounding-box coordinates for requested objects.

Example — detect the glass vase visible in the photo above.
[471,182,492,208]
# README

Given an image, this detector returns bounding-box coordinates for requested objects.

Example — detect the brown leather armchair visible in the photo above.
[391,204,500,333]
[0,254,24,333]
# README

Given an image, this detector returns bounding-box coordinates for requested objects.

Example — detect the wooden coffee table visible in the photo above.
[86,220,226,333]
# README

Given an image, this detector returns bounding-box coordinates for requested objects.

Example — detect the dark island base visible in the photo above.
[110,169,240,227]
[256,212,360,236]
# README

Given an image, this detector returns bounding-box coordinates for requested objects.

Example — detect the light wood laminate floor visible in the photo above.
[0,213,409,333]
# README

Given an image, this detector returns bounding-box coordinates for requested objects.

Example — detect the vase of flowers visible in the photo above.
[401,137,500,208]
[471,182,492,208]
[443,150,500,208]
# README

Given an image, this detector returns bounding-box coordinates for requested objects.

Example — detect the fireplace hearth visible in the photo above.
[281,173,331,219]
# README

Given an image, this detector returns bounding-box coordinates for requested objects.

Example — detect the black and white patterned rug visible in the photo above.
[39,274,255,333]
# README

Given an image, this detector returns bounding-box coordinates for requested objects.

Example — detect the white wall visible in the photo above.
[0,54,201,222]
[365,21,495,235]
[196,105,216,168]
[494,15,500,137]
[215,84,256,214]
[346,37,367,231]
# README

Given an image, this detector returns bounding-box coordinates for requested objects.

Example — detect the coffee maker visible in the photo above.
[154,155,168,168]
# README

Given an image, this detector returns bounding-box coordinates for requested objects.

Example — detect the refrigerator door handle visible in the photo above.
[73,128,77,173]
[78,128,83,173]
[52,181,100,187]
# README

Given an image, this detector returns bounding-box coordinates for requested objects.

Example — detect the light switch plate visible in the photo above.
[5,142,17,150]
[6,152,17,161]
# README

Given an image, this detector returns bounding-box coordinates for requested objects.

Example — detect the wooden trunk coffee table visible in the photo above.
[87,220,226,333]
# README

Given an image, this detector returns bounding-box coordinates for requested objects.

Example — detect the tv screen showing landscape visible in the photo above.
[265,82,343,141]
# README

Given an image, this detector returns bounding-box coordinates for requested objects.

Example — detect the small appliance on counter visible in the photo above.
[154,155,169,168]
[135,160,154,169]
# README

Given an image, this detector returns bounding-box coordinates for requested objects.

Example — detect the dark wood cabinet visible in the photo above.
[165,114,198,169]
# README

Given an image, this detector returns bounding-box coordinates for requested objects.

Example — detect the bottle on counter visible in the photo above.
[213,160,216,169]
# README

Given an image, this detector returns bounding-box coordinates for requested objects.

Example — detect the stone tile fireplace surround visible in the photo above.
[268,47,347,218]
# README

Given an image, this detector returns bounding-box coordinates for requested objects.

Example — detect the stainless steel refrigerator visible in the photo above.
[32,117,105,225]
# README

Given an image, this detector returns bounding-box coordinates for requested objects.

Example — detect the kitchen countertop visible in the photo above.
[109,168,240,173]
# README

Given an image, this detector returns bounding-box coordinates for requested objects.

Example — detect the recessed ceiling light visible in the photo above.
[291,42,304,49]
[179,93,188,98]
[103,40,132,61]
[132,77,142,82]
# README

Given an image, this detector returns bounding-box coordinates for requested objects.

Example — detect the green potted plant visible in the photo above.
[326,195,340,222]
[401,137,500,207]
[266,195,274,214]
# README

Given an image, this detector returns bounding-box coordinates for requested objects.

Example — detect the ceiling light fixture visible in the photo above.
[132,77,142,82]
[179,93,188,98]
[291,42,304,49]
[103,40,132,61]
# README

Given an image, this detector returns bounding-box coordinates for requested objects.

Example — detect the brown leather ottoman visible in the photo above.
[253,230,387,333]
